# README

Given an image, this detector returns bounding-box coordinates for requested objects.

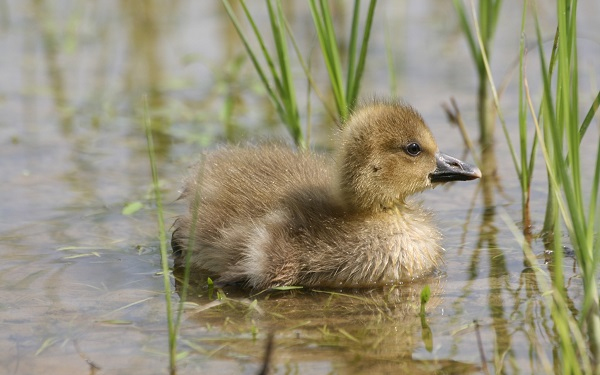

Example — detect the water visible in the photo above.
[1,1,599,374]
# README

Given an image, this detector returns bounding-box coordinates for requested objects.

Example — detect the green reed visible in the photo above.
[308,0,376,120]
[222,0,377,144]
[144,99,178,374]
[516,1,538,235]
[453,0,503,150]
[464,0,600,371]
[527,0,600,371]
[222,0,304,147]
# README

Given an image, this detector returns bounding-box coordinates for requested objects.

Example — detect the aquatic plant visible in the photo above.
[452,0,503,150]
[144,98,178,374]
[307,0,377,121]
[222,0,305,148]
[464,0,600,371]
[527,0,600,371]
[222,0,377,146]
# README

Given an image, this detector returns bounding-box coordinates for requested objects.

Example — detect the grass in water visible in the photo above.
[308,0,377,120]
[456,0,600,371]
[222,0,305,148]
[527,0,600,371]
[453,0,503,149]
[144,97,178,374]
[222,0,377,145]
[466,0,600,371]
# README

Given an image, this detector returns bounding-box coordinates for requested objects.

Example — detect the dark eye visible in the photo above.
[406,142,421,156]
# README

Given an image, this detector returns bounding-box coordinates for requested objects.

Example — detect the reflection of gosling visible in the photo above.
[172,101,481,289]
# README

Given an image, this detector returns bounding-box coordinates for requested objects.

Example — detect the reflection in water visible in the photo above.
[121,0,172,155]
[459,144,516,372]
[31,0,73,131]
[462,109,577,373]
[176,274,479,374]
[464,143,514,372]
[516,268,557,374]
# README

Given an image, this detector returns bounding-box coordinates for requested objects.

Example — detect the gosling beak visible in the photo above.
[430,152,482,183]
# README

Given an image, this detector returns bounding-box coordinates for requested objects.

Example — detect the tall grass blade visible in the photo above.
[346,1,361,100]
[453,0,503,148]
[144,97,177,374]
[347,0,377,108]
[517,1,529,216]
[223,0,376,136]
[524,79,591,375]
[528,0,600,370]
[269,0,302,143]
[453,0,480,71]
[308,0,347,118]
[579,91,600,140]
[309,0,376,120]
[281,16,337,121]
[222,0,305,147]
[173,160,205,351]
[467,1,518,173]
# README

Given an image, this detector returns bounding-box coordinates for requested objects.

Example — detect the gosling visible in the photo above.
[171,101,481,289]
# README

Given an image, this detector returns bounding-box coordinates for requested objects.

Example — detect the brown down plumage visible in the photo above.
[171,100,481,289]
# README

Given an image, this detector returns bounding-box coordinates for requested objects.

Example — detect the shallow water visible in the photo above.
[1,1,599,374]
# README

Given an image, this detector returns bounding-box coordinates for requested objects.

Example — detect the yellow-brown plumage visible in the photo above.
[172,101,481,289]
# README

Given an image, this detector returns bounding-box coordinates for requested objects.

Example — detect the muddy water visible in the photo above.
[1,1,599,374]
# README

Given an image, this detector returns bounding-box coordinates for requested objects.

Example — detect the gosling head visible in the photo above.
[336,101,481,212]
